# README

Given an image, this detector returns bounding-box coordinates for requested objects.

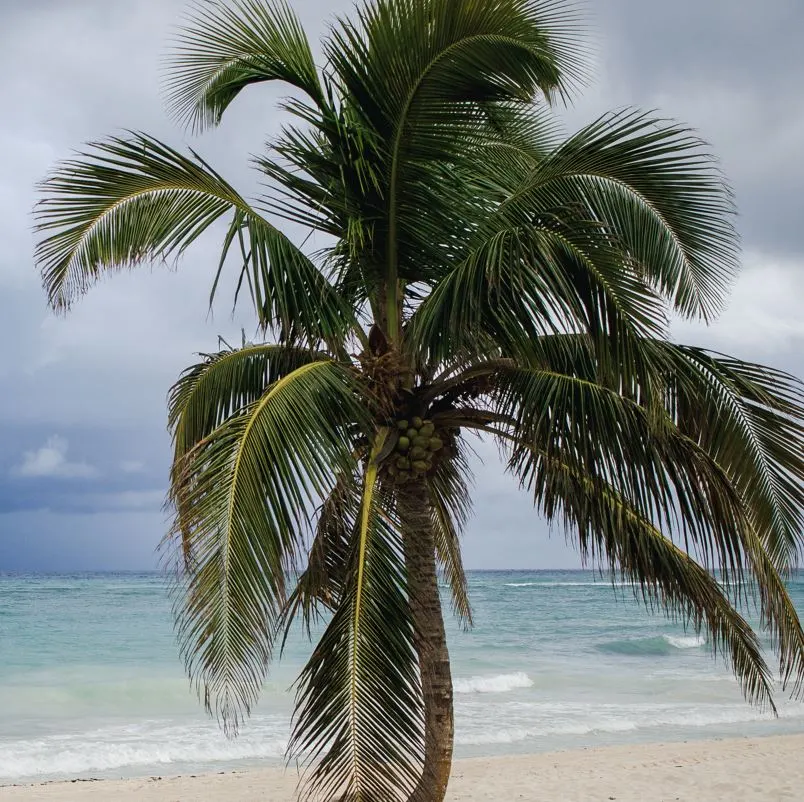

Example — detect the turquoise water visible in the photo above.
[1,571,803,782]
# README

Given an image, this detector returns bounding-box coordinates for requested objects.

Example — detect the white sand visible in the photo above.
[2,734,802,801]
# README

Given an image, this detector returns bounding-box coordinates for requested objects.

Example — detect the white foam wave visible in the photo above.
[455,701,803,747]
[664,635,707,650]
[0,720,287,780]
[457,718,637,745]
[453,672,534,694]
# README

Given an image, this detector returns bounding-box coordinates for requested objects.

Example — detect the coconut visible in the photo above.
[410,446,426,460]
[412,460,428,472]
[420,423,435,438]
[428,437,443,451]
[396,457,410,470]
[397,436,410,451]
[397,419,409,430]
[412,436,429,449]
[406,428,419,440]
[411,416,424,429]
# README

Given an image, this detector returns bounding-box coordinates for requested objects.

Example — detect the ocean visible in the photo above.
[1,570,803,783]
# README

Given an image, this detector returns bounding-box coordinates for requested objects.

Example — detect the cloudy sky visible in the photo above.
[0,0,802,571]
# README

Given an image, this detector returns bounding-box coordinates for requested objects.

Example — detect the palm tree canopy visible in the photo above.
[33,1,804,800]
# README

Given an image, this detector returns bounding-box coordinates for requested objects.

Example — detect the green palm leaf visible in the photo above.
[166,360,370,733]
[491,366,751,579]
[33,134,353,346]
[536,458,776,709]
[507,109,739,320]
[169,342,327,460]
[279,470,361,644]
[655,344,804,569]
[290,432,425,801]
[427,442,474,628]
[324,0,588,338]
[166,0,324,130]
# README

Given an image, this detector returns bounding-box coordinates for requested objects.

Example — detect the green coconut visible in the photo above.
[420,422,435,437]
[412,436,429,449]
[397,436,410,451]
[411,416,424,429]
[406,428,419,440]
[397,419,409,430]
[396,457,411,470]
[410,446,426,460]
[428,437,443,451]
[412,460,428,472]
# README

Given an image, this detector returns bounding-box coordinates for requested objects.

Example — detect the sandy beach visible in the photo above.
[2,734,801,801]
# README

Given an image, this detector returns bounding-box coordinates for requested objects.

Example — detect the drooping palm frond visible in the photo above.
[33,134,354,346]
[166,0,325,130]
[166,360,370,734]
[427,440,474,628]
[739,524,804,697]
[510,109,739,321]
[168,342,328,460]
[489,365,754,581]
[472,359,804,702]
[408,109,737,369]
[279,469,361,644]
[289,432,425,801]
[654,343,804,569]
[530,455,776,709]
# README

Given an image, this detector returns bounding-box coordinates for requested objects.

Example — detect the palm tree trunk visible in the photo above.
[398,483,454,802]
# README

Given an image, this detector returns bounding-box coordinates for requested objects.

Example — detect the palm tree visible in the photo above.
[33,1,804,800]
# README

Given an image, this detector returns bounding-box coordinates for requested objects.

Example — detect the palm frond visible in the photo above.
[168,342,327,460]
[490,365,755,582]
[407,212,669,371]
[427,441,474,628]
[740,525,804,698]
[166,360,369,734]
[655,344,804,569]
[324,0,588,335]
[535,457,776,709]
[279,470,361,645]
[165,0,324,130]
[33,134,354,346]
[290,431,425,801]
[506,109,738,320]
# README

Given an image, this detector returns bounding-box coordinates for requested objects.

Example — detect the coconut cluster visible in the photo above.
[387,416,443,483]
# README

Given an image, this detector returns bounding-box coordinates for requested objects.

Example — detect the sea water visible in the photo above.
[1,570,803,782]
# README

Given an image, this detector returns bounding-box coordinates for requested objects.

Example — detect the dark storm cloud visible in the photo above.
[0,0,801,570]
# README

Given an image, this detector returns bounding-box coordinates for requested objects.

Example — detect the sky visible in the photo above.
[0,0,802,571]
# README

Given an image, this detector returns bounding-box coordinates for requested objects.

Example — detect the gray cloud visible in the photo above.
[0,0,801,570]
[12,435,98,479]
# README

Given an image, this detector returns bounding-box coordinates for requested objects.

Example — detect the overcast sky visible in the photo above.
[0,0,802,571]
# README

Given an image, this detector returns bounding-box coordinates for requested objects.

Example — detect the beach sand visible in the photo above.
[2,734,801,801]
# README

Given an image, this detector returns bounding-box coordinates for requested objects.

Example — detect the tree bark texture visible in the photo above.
[398,483,454,802]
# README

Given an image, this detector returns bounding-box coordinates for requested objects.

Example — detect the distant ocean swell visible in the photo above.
[596,634,707,656]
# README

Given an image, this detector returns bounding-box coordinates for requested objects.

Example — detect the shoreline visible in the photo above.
[2,733,802,801]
